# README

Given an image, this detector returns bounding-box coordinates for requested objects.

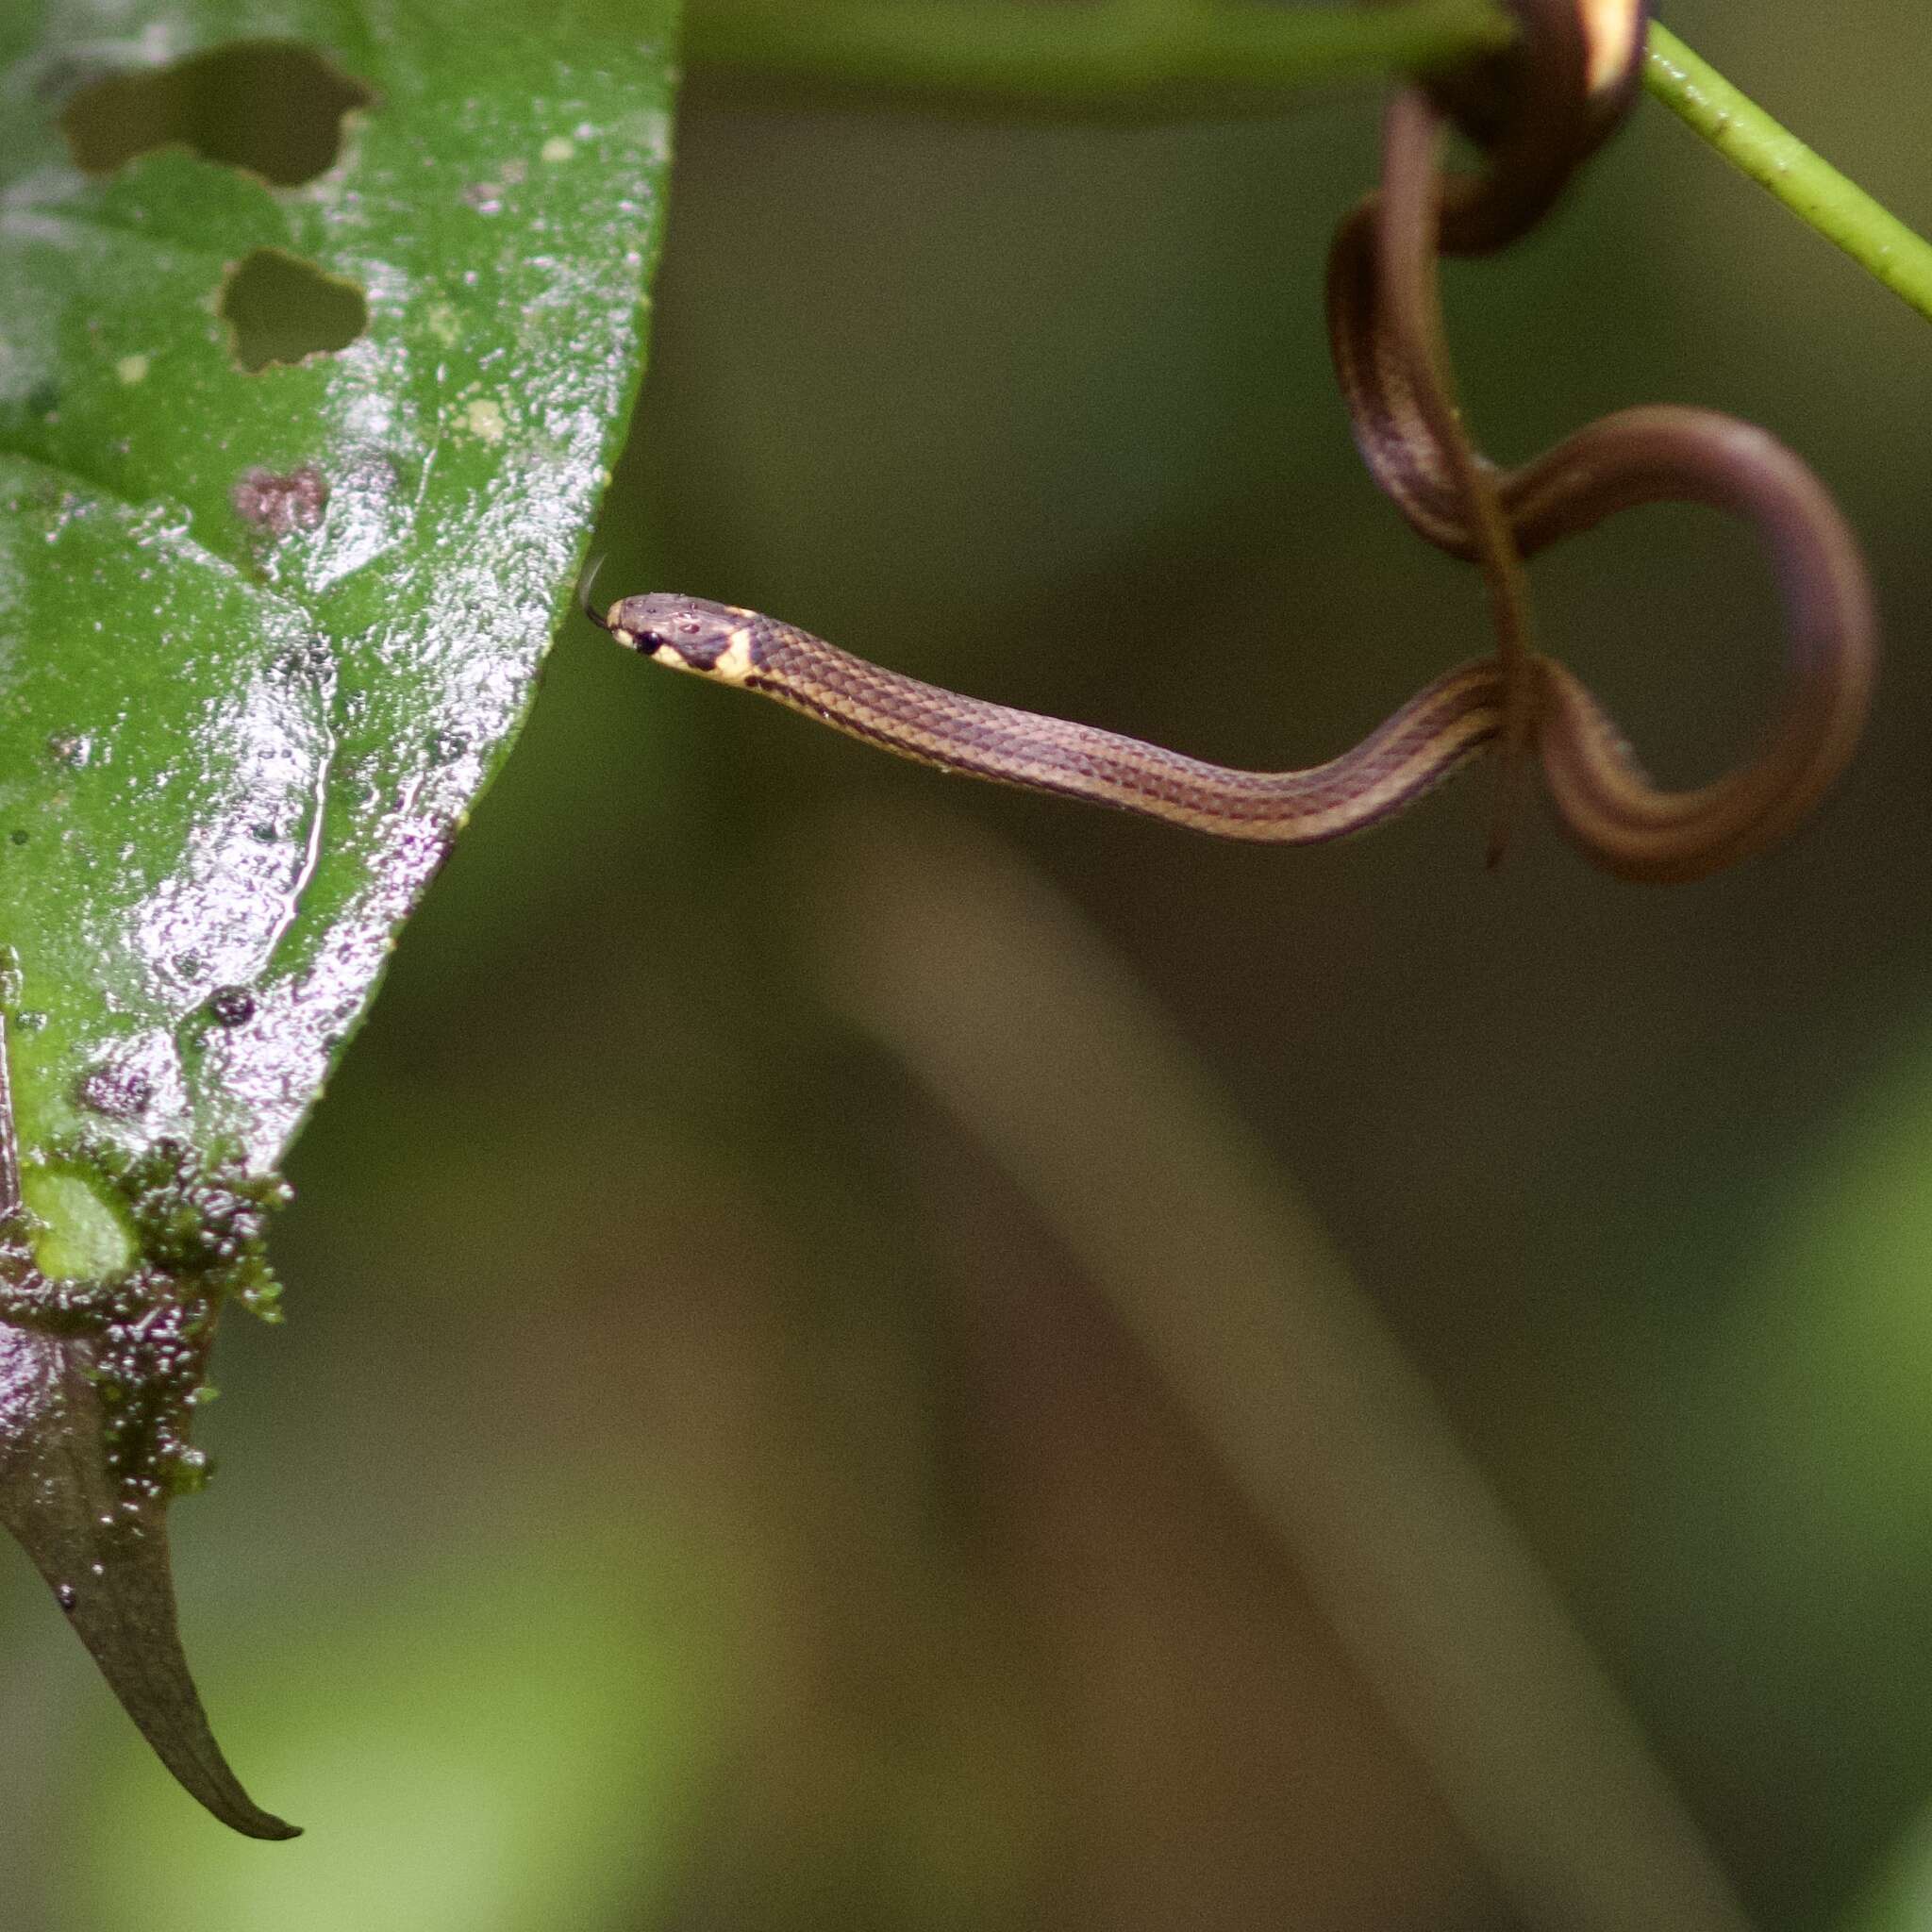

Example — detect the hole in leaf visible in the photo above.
[219,250,367,373]
[59,41,373,188]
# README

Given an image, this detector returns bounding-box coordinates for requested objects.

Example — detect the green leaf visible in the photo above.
[0,2,676,1835]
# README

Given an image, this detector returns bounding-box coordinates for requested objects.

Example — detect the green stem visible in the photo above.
[1642,24,1932,328]
[682,0,1514,114]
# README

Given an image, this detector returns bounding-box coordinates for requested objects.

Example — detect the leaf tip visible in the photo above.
[0,1324,298,1840]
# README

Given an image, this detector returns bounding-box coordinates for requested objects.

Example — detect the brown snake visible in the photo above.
[592,0,1876,883]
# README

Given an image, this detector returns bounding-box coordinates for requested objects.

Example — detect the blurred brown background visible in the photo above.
[8,3,1932,1926]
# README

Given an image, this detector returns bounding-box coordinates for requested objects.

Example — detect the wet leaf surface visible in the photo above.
[0,0,676,1834]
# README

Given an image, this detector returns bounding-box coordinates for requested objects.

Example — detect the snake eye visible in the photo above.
[603,596,679,658]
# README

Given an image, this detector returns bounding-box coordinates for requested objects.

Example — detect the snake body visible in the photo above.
[591,1,1876,884]
[601,593,1510,844]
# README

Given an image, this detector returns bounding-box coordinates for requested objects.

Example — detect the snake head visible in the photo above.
[598,592,758,681]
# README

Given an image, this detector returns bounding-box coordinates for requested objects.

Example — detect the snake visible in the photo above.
[589,0,1876,884]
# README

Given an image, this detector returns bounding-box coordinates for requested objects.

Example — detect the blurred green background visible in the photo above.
[9,3,1932,1925]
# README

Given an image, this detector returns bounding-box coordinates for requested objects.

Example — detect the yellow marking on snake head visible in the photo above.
[707,627,756,683]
